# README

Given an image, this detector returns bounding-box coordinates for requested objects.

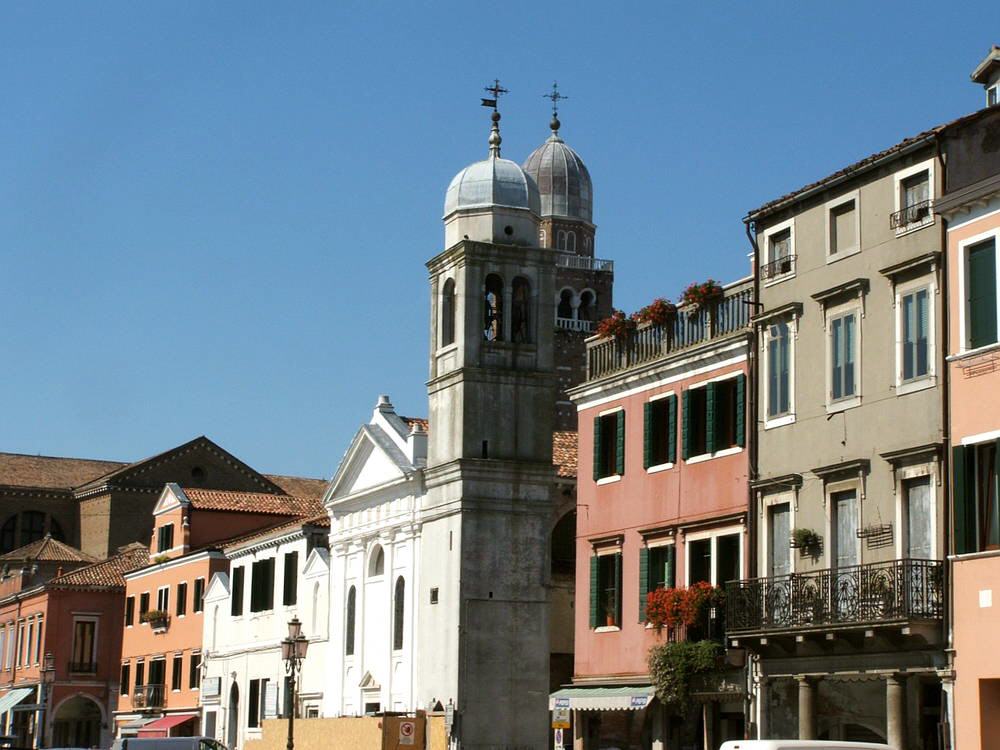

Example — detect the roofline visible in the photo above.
[124,549,224,580]
[971,45,1000,84]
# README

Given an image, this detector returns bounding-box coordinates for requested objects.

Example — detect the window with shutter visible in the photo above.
[968,239,998,349]
[594,413,621,480]
[767,321,791,419]
[735,373,746,447]
[283,552,299,606]
[588,556,599,628]
[666,395,677,464]
[231,567,245,617]
[643,402,652,470]
[644,398,673,469]
[682,390,692,460]
[638,547,649,622]
[592,416,602,481]
[615,410,626,476]
[829,310,858,402]
[705,382,717,455]
[684,388,709,457]
[899,286,931,383]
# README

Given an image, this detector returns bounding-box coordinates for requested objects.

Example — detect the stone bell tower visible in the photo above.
[416,96,557,750]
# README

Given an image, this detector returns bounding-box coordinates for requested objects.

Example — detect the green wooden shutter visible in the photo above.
[735,373,746,447]
[643,402,652,470]
[667,395,677,464]
[665,545,676,589]
[969,240,998,349]
[953,446,972,554]
[613,552,622,624]
[615,410,626,476]
[705,382,717,455]
[589,555,600,628]
[682,390,691,460]
[638,546,650,622]
[592,416,602,481]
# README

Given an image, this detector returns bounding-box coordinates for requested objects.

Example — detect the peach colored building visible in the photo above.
[560,279,751,750]
[115,484,321,738]
[936,63,1000,750]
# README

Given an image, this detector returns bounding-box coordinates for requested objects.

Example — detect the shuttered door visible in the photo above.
[638,547,649,622]
[969,239,998,349]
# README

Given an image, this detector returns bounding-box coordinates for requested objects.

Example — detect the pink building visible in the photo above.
[559,279,751,750]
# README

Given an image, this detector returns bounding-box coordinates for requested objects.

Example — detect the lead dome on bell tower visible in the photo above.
[522,114,593,224]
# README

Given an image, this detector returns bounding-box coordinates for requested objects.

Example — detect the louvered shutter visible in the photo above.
[735,373,746,447]
[665,545,676,589]
[638,546,649,622]
[643,402,652,470]
[969,240,998,349]
[667,395,677,464]
[953,446,972,554]
[613,552,622,624]
[589,555,599,628]
[682,390,691,461]
[615,410,626,476]
[593,416,602,481]
[705,382,717,455]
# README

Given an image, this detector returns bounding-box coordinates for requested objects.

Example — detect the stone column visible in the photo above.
[796,676,817,740]
[572,711,585,750]
[886,673,907,750]
[756,676,770,739]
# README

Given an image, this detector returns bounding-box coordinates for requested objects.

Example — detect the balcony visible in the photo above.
[585,286,752,381]
[555,254,614,273]
[725,558,944,640]
[132,684,165,710]
[890,200,934,230]
[556,317,594,333]
[760,254,795,281]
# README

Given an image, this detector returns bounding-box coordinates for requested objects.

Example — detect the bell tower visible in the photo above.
[416,93,556,750]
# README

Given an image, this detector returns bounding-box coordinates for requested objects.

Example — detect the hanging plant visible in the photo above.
[648,640,723,711]
[645,582,722,631]
[632,298,677,327]
[680,279,724,308]
[790,528,820,550]
[595,309,637,340]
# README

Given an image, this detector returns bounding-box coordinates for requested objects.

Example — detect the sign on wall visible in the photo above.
[202,677,221,699]
[399,721,416,746]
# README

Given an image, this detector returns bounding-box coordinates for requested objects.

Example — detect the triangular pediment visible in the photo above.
[205,571,231,602]
[359,671,380,689]
[302,547,329,579]
[326,425,414,501]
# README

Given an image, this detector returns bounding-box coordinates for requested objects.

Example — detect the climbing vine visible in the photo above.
[647,640,722,711]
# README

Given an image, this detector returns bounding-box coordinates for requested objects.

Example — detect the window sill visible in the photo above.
[764,273,796,288]
[949,341,1000,361]
[764,414,795,430]
[826,247,861,264]
[896,377,936,396]
[646,462,674,474]
[596,475,622,486]
[826,396,861,414]
[685,446,744,465]
[594,626,621,633]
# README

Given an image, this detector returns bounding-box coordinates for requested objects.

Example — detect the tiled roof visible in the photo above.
[0,452,126,491]
[553,431,578,479]
[401,416,429,433]
[222,512,331,553]
[746,107,995,220]
[182,488,324,517]
[0,536,98,564]
[264,474,328,501]
[49,543,149,589]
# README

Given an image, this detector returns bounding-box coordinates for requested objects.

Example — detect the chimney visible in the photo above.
[407,420,428,466]
[971,44,1000,107]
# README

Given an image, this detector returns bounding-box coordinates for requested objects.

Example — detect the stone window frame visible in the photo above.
[762,217,796,286]
[825,189,861,262]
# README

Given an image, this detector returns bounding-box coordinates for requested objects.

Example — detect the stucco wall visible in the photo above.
[244,714,446,750]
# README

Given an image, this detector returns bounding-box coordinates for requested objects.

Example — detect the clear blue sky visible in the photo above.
[2,1,997,479]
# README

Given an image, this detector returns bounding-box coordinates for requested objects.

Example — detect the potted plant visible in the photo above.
[604,603,617,627]
[680,280,724,309]
[790,528,820,550]
[632,298,677,327]
[140,609,169,630]
[595,309,637,340]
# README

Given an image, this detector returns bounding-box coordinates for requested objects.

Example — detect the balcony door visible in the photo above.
[832,490,859,569]
[904,477,932,559]
[768,504,791,578]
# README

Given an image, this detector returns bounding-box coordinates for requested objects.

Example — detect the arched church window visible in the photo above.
[0,512,63,554]
[511,277,531,343]
[19,512,45,548]
[557,289,574,320]
[368,545,385,577]
[579,290,596,322]
[345,586,356,656]
[484,275,504,342]
[393,577,405,651]
[556,231,567,251]
[566,231,576,253]
[441,278,456,348]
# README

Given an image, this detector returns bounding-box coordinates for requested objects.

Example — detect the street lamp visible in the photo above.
[281,617,308,750]
[40,652,55,748]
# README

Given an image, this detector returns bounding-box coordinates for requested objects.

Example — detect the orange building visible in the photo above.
[115,484,321,739]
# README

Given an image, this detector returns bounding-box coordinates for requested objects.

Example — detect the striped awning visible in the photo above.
[549,686,655,711]
[0,689,33,716]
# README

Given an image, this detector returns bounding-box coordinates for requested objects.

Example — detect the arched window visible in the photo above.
[584,236,592,253]
[579,290,596,322]
[511,277,531,343]
[441,278,456,348]
[345,586,356,656]
[484,274,504,342]
[557,289,574,320]
[368,545,384,577]
[0,512,64,554]
[566,231,576,253]
[557,231,567,251]
[393,577,405,651]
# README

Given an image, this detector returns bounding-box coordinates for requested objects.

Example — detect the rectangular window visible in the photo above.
[190,652,201,690]
[767,321,791,419]
[829,198,858,256]
[231,567,245,616]
[34,617,42,665]
[120,663,131,696]
[688,539,712,584]
[157,586,170,613]
[250,559,276,613]
[125,596,135,627]
[638,543,676,622]
[71,619,96,669]
[900,287,930,382]
[643,396,677,469]
[762,221,795,281]
[716,534,741,585]
[829,311,858,402]
[157,524,174,553]
[955,441,1000,554]
[193,578,206,613]
[248,678,268,729]
[592,411,625,480]
[712,378,740,451]
[901,171,930,223]
[968,238,998,349]
[684,387,708,457]
[283,552,299,606]
[177,582,188,617]
[171,654,183,691]
[990,85,998,107]
[588,552,622,628]
[26,622,33,668]
[140,592,150,616]
[683,376,746,459]
[15,623,23,667]
[134,660,145,693]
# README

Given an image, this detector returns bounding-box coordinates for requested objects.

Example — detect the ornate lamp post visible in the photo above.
[281,617,308,750]
[39,652,55,749]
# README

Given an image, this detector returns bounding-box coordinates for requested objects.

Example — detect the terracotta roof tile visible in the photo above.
[0,453,127,491]
[553,431,578,479]
[263,474,328,501]
[49,543,149,589]
[221,512,331,552]
[182,488,323,517]
[401,416,429,433]
[0,536,98,564]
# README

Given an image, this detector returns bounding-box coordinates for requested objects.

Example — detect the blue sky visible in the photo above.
[2,2,997,478]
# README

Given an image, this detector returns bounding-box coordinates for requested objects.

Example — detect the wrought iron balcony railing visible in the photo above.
[725,558,944,636]
[890,200,933,230]
[760,254,796,281]
[132,684,165,709]
[586,286,752,381]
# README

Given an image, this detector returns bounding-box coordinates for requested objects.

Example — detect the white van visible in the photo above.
[111,737,228,750]
[719,742,891,750]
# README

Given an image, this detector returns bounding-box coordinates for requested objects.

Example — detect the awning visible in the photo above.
[137,714,198,737]
[0,689,34,716]
[549,686,655,711]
